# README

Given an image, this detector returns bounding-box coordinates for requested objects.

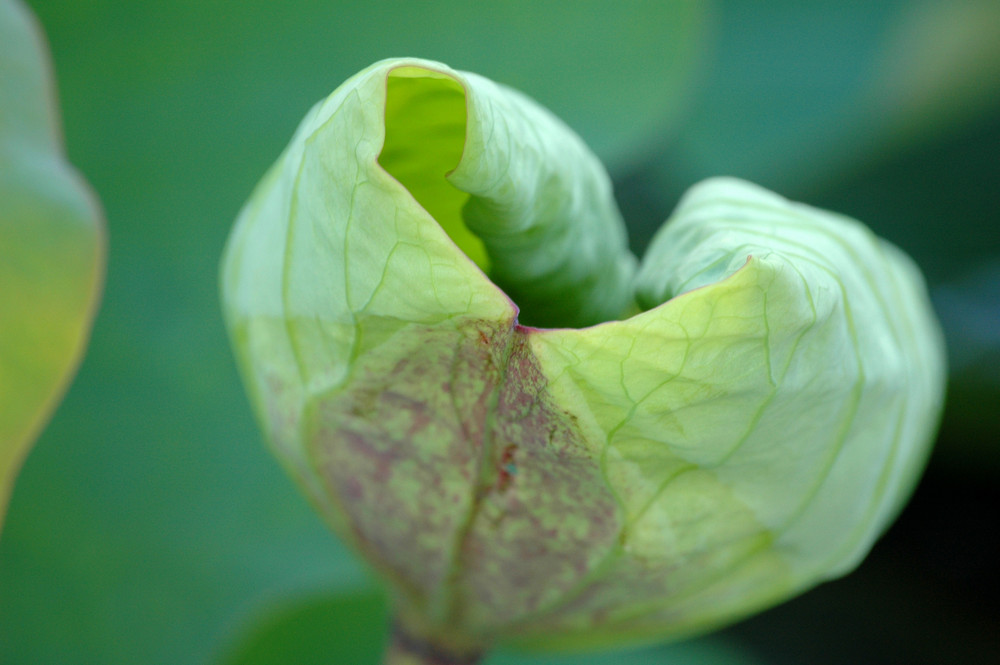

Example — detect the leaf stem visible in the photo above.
[382,617,485,665]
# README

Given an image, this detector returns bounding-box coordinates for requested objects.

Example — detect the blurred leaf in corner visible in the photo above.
[214,589,771,665]
[216,591,389,665]
[635,1,1000,209]
[0,0,104,535]
[871,0,1000,149]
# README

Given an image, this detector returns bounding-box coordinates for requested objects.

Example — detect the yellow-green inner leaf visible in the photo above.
[379,67,489,272]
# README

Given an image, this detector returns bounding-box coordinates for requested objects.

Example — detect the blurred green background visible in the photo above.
[2,1,998,663]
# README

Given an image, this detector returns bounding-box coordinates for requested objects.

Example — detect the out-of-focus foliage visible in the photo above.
[872,0,1000,147]
[217,591,388,665]
[0,1,996,664]
[217,589,770,665]
[0,0,103,534]
[641,0,1000,194]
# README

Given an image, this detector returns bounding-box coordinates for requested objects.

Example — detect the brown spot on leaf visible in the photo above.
[454,330,622,632]
[306,318,509,604]
[304,316,622,637]
[495,444,518,493]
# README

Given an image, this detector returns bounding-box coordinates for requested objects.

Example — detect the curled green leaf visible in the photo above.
[0,0,105,535]
[221,58,945,655]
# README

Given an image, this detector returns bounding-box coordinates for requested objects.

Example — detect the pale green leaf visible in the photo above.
[222,59,946,653]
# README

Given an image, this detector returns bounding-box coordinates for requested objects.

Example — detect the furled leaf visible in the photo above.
[221,58,945,654]
[0,0,104,534]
